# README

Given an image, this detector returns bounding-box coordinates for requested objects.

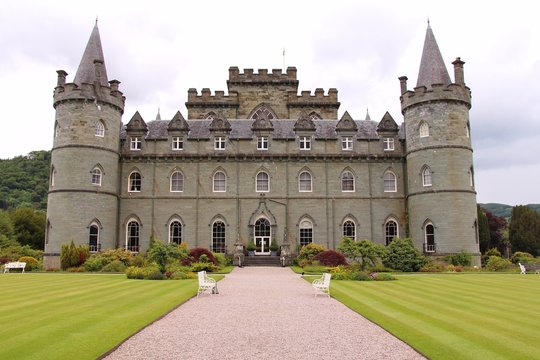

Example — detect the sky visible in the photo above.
[0,0,539,205]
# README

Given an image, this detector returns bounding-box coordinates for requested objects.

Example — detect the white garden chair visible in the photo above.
[197,271,217,297]
[312,273,331,297]
[519,263,527,274]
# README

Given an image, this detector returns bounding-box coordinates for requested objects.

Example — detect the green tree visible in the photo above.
[477,205,490,253]
[9,207,46,249]
[509,205,540,256]
[0,209,14,238]
[147,239,185,273]
[338,237,386,270]
[383,237,427,272]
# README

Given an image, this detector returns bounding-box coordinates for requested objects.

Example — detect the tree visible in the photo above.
[0,209,14,238]
[383,238,427,272]
[482,208,507,253]
[477,205,490,253]
[337,237,386,270]
[509,205,540,256]
[9,207,46,249]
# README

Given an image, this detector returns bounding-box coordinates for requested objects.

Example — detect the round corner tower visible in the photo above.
[400,24,480,265]
[44,23,125,269]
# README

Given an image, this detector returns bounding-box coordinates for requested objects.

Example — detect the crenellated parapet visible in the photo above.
[186,88,239,108]
[288,88,339,108]
[227,66,299,86]
[53,70,125,113]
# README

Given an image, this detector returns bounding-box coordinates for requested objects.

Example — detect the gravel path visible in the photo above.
[104,267,425,360]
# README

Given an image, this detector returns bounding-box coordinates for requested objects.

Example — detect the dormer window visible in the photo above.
[299,136,311,150]
[172,136,184,150]
[383,138,394,151]
[341,137,353,151]
[130,137,142,150]
[214,136,226,150]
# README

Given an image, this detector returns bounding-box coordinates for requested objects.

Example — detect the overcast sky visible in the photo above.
[1,0,538,206]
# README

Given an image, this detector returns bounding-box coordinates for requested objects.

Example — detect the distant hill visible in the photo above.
[479,203,540,220]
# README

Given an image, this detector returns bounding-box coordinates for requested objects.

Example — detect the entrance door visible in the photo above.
[254,218,271,255]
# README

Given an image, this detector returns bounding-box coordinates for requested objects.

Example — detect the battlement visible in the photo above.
[53,70,125,112]
[399,82,471,113]
[186,88,239,107]
[227,66,299,84]
[288,88,339,107]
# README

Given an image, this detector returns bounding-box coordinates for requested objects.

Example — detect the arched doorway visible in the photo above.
[254,218,271,255]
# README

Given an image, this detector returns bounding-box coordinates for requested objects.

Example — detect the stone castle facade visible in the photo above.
[43,23,480,268]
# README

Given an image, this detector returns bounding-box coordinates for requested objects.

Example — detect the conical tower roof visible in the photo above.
[73,22,109,87]
[416,23,451,88]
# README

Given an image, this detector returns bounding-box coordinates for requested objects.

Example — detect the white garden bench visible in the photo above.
[197,271,217,297]
[3,261,26,273]
[519,263,540,274]
[312,273,331,297]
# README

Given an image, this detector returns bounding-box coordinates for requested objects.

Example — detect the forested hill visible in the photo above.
[479,203,540,220]
[0,151,50,210]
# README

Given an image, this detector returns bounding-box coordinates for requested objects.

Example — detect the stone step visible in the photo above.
[244,255,282,267]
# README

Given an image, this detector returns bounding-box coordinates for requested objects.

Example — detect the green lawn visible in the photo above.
[0,273,199,360]
[330,274,540,360]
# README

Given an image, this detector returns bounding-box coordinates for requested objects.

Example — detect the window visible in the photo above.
[50,166,55,187]
[341,171,354,192]
[424,223,435,252]
[129,171,142,192]
[91,167,102,186]
[299,219,313,247]
[383,138,394,151]
[213,171,226,192]
[95,121,105,137]
[256,171,269,192]
[169,221,182,245]
[385,220,398,246]
[212,221,226,253]
[299,136,311,150]
[383,171,397,192]
[126,220,140,252]
[214,136,226,150]
[422,167,432,187]
[419,122,429,138]
[172,136,183,150]
[130,137,142,150]
[257,136,269,150]
[250,106,276,120]
[466,123,471,138]
[89,223,100,252]
[299,171,312,192]
[170,171,184,192]
[341,137,353,150]
[470,166,475,187]
[343,220,356,240]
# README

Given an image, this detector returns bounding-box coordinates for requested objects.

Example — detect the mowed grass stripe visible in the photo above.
[0,274,197,360]
[330,275,540,360]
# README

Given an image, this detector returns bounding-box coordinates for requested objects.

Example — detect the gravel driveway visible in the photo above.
[103,267,425,360]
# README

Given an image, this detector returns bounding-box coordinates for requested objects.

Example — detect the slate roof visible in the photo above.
[416,23,451,88]
[73,22,109,87]
[121,119,404,140]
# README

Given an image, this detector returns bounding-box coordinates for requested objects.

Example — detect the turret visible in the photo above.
[401,24,480,265]
[44,22,125,269]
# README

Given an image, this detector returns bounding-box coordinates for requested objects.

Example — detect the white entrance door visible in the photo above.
[254,218,271,255]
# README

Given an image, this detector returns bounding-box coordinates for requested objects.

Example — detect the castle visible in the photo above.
[43,23,480,268]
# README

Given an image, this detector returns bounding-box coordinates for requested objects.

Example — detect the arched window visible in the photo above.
[256,171,269,192]
[126,220,140,252]
[385,220,398,246]
[299,219,313,247]
[213,171,226,192]
[250,105,276,120]
[470,166,475,187]
[466,122,471,138]
[341,171,354,192]
[343,220,356,240]
[95,120,105,137]
[169,220,182,245]
[170,171,184,192]
[383,171,397,192]
[91,167,102,186]
[129,171,142,192]
[212,221,226,253]
[89,223,100,252]
[422,167,432,187]
[419,122,429,138]
[299,171,312,192]
[50,166,55,187]
[308,112,322,120]
[424,223,435,253]
[205,111,217,120]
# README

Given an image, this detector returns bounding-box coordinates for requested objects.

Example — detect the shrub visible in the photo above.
[419,260,446,272]
[485,256,513,271]
[213,252,230,267]
[445,252,472,266]
[482,248,502,266]
[125,266,146,279]
[60,241,90,270]
[313,250,347,267]
[0,256,11,265]
[66,266,85,272]
[511,251,534,264]
[170,271,190,280]
[188,248,217,265]
[329,265,355,280]
[83,255,108,272]
[367,264,394,273]
[301,264,329,274]
[338,237,386,270]
[351,272,372,281]
[190,262,218,272]
[147,240,187,272]
[18,256,40,271]
[99,248,136,266]
[101,259,127,273]
[146,269,165,280]
[298,243,325,261]
[383,238,427,272]
[372,273,396,281]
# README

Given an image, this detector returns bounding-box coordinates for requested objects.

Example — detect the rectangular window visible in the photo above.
[341,137,353,150]
[214,137,226,150]
[299,136,311,150]
[172,137,183,150]
[383,138,395,151]
[257,136,269,150]
[130,137,142,150]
